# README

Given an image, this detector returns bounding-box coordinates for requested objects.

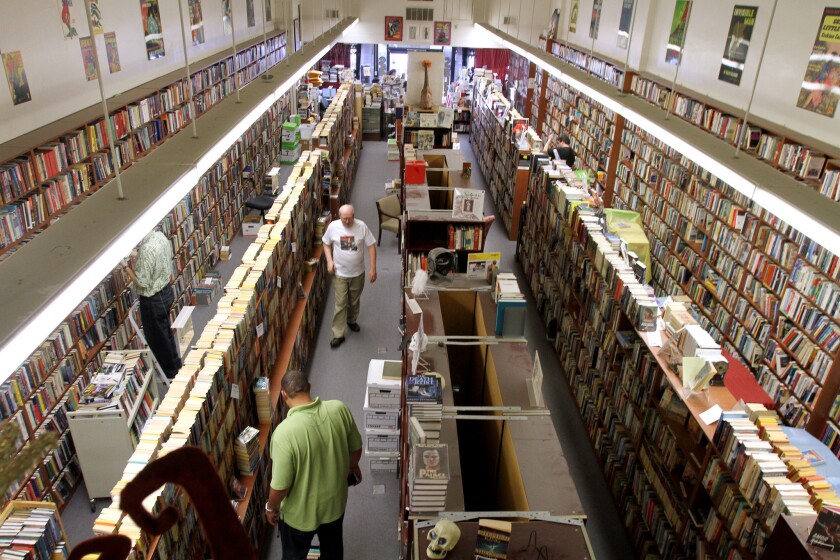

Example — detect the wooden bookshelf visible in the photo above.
[0,31,287,262]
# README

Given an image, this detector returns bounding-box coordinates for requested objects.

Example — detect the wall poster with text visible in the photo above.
[3,51,32,106]
[79,36,97,81]
[188,0,205,45]
[58,0,79,39]
[246,0,255,27]
[222,0,232,35]
[569,0,579,33]
[718,5,757,85]
[105,31,121,73]
[589,0,603,40]
[140,0,165,59]
[796,7,840,118]
[618,0,635,49]
[665,0,692,65]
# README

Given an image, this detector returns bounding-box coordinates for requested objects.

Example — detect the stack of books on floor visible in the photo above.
[406,373,442,442]
[408,443,450,512]
[364,360,402,472]
[234,426,261,476]
[253,377,271,424]
[387,139,400,161]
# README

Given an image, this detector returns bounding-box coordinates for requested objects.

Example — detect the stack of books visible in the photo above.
[387,139,400,161]
[494,273,526,337]
[253,377,271,425]
[406,374,442,442]
[408,443,450,512]
[234,426,261,476]
[0,505,68,560]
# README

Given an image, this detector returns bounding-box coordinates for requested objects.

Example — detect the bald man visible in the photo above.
[322,205,377,348]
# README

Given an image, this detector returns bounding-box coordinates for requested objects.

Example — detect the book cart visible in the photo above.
[398,284,592,559]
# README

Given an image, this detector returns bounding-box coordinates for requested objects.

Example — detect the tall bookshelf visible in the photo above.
[504,52,535,119]
[0,31,287,263]
[469,78,533,240]
[90,148,332,559]
[0,89,293,514]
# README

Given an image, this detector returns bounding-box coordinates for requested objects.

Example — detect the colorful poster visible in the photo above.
[188,0,205,45]
[385,16,402,41]
[618,0,635,49]
[105,31,121,73]
[79,36,97,81]
[140,0,165,60]
[434,21,451,45]
[58,0,79,39]
[569,0,579,33]
[222,0,232,35]
[589,0,603,40]
[2,51,32,106]
[796,7,840,118]
[665,0,692,65]
[718,6,757,86]
[246,0,255,27]
[85,0,103,34]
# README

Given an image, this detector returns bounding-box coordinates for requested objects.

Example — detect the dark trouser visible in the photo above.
[138,286,182,378]
[279,515,344,560]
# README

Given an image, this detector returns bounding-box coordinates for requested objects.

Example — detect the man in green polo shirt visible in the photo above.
[265,370,363,559]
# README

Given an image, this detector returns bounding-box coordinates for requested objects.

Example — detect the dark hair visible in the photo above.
[281,369,310,398]
[559,134,571,145]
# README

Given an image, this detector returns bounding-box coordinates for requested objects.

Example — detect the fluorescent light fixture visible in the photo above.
[752,187,840,256]
[0,18,357,383]
[475,22,840,255]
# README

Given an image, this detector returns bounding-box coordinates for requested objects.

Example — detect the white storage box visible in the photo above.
[365,429,400,454]
[366,360,402,410]
[369,456,399,472]
[363,392,400,431]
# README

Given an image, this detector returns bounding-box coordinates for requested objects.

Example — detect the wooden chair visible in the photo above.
[376,194,402,251]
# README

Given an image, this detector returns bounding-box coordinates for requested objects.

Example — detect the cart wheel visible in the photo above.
[89,499,95,513]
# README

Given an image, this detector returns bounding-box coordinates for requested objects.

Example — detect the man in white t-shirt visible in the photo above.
[322,204,377,348]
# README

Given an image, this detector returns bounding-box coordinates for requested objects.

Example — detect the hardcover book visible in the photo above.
[474,518,512,559]
[412,443,449,483]
[406,374,443,404]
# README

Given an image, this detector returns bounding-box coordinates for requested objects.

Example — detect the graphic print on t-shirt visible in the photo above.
[340,235,359,252]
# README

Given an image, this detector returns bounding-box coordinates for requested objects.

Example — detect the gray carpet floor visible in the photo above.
[64,138,632,559]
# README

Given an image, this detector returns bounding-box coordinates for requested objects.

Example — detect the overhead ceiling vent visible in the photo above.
[406,7,434,22]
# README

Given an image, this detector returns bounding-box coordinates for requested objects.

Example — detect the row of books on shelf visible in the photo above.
[0,503,68,560]
[91,146,329,559]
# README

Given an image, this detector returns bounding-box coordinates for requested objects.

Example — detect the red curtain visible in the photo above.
[320,44,351,68]
[474,49,510,83]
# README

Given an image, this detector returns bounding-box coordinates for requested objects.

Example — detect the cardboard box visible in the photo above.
[366,360,402,409]
[242,215,263,237]
[363,393,400,431]
[369,456,399,472]
[365,430,400,453]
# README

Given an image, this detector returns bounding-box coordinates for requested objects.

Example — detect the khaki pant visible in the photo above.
[332,273,365,338]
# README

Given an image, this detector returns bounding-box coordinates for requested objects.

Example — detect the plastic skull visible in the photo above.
[426,519,461,559]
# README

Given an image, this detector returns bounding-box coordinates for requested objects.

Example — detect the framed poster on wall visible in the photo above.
[293,17,301,51]
[385,16,403,41]
[434,21,451,45]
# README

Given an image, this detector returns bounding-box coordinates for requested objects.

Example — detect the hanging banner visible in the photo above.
[3,51,32,106]
[796,7,840,117]
[718,6,757,85]
[589,0,603,40]
[618,0,635,49]
[85,0,104,34]
[569,0,579,33]
[188,0,205,45]
[246,0,255,27]
[140,0,165,60]
[265,0,271,22]
[80,36,97,81]
[58,0,79,39]
[665,0,692,65]
[105,31,121,73]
